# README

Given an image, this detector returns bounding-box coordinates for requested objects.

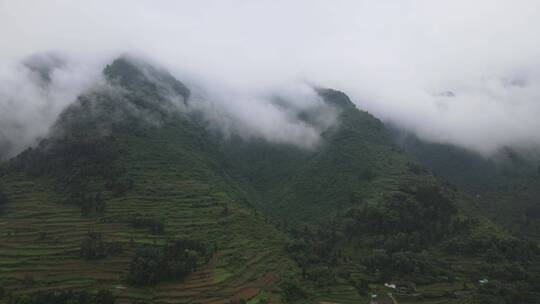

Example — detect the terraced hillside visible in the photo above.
[0,57,298,303]
[1,56,539,304]
[0,172,292,303]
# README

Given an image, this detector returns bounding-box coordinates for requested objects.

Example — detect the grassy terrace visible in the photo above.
[0,134,486,303]
[0,128,297,303]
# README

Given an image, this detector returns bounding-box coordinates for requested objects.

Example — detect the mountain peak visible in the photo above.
[104,56,190,102]
[316,88,356,109]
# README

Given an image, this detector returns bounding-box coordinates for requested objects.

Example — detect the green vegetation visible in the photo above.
[0,57,294,303]
[127,239,210,286]
[394,130,540,238]
[79,230,123,260]
[1,57,539,303]
[7,289,115,304]
[0,187,7,215]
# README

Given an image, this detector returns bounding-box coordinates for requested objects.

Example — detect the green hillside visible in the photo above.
[0,57,297,304]
[0,57,539,304]
[394,131,540,238]
[224,90,540,304]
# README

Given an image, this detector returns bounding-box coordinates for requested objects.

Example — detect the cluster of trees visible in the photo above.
[80,231,123,260]
[286,224,342,287]
[6,289,114,304]
[343,186,463,248]
[283,186,467,291]
[127,239,211,286]
[288,224,339,263]
[279,281,306,302]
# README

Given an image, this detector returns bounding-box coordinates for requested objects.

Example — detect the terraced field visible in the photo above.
[3,57,535,304]
[0,127,297,303]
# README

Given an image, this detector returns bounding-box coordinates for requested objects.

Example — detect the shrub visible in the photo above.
[127,239,209,286]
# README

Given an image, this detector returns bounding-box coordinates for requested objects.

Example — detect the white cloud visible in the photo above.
[1,0,540,156]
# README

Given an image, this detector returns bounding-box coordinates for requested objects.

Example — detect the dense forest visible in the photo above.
[127,239,212,286]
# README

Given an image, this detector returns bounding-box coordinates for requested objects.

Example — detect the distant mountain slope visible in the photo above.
[393,130,540,238]
[0,57,539,304]
[224,89,427,222]
[223,88,540,303]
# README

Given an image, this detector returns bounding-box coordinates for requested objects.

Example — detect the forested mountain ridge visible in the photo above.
[393,130,540,239]
[0,57,539,304]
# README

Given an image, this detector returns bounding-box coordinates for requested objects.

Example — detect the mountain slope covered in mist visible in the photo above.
[0,57,298,303]
[394,131,540,238]
[0,57,539,304]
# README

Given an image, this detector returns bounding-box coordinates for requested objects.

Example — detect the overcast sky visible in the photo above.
[1,0,540,156]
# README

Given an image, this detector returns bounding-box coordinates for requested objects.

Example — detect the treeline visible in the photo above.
[6,289,114,304]
[127,239,212,286]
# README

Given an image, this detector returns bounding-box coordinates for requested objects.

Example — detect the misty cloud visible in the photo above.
[1,1,540,157]
[0,53,101,158]
[188,82,340,149]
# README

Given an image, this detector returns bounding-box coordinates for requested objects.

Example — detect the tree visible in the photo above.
[279,281,306,302]
[127,239,209,286]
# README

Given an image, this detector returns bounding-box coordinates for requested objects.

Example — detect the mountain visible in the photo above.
[393,130,540,239]
[0,57,296,303]
[0,57,539,304]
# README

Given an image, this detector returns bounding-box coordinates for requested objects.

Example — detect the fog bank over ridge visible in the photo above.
[1,1,540,157]
[0,54,340,158]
